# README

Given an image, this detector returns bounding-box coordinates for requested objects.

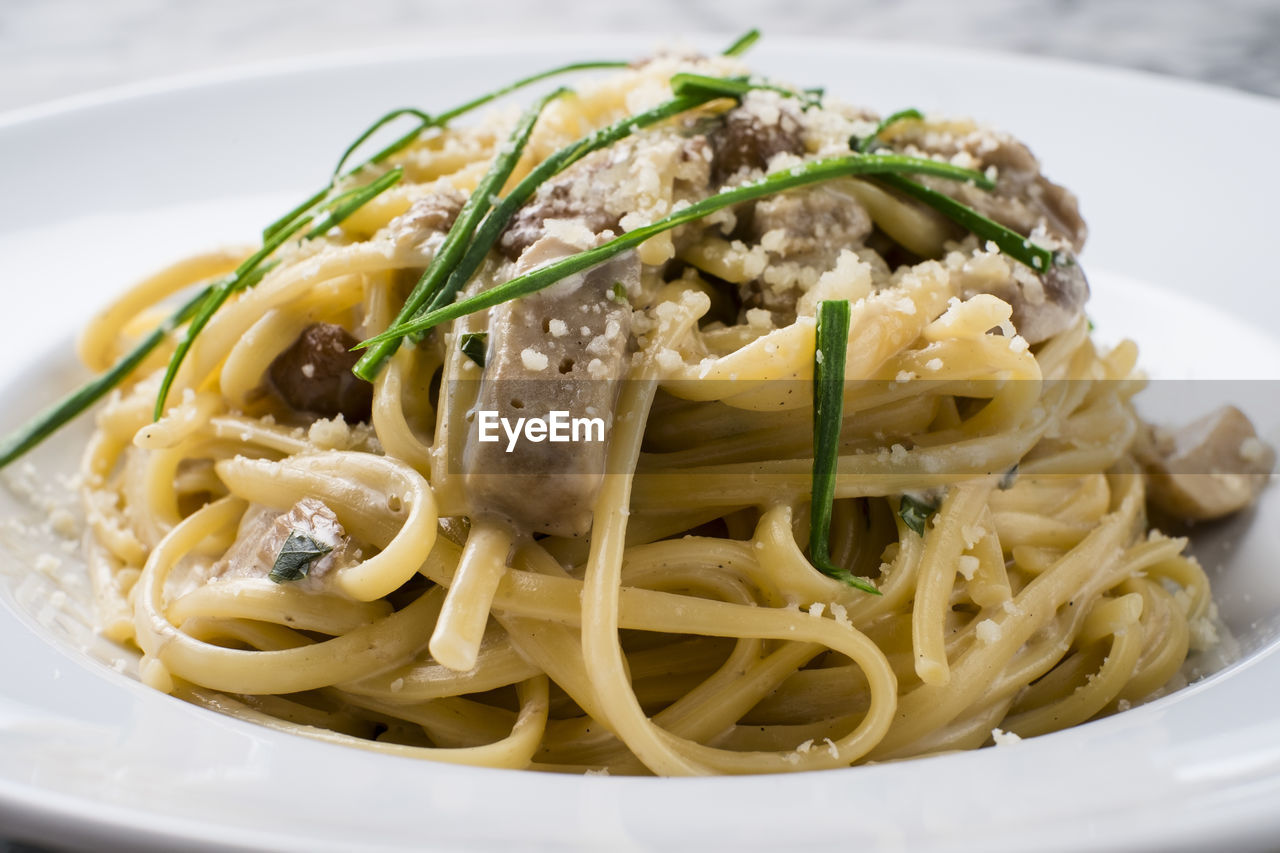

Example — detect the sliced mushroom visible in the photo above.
[388,188,466,254]
[953,252,1090,345]
[267,323,373,422]
[209,497,359,592]
[902,129,1087,254]
[499,172,622,261]
[1140,405,1275,521]
[708,98,805,183]
[461,238,638,537]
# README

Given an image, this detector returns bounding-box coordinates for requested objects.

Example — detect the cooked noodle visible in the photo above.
[74,51,1229,775]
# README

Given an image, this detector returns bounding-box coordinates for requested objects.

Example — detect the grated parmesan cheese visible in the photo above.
[520,347,549,372]
[976,619,1002,645]
[991,727,1022,746]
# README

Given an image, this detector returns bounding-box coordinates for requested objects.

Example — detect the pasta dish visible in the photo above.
[2,31,1272,776]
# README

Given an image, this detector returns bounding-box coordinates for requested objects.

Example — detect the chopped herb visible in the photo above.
[268,530,334,583]
[999,464,1019,490]
[899,494,940,537]
[1087,317,1096,332]
[610,282,629,304]
[809,300,879,595]
[459,332,488,367]
[722,28,761,57]
[358,152,991,347]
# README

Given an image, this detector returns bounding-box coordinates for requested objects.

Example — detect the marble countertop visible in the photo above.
[3,0,1278,114]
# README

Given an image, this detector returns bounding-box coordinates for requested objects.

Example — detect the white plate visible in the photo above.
[2,34,1280,853]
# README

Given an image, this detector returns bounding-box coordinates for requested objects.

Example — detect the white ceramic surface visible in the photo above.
[1,35,1278,853]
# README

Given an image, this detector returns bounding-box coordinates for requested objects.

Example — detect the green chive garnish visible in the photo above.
[264,60,633,243]
[0,53,664,468]
[407,88,735,329]
[357,152,992,346]
[874,173,1060,272]
[669,73,820,108]
[268,530,334,583]
[722,28,761,57]
[459,332,488,367]
[0,286,208,469]
[352,87,570,381]
[809,300,878,594]
[855,107,923,152]
[899,494,940,537]
[153,167,403,419]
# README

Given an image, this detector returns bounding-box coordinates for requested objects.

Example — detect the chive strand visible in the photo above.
[857,107,923,152]
[358,153,992,346]
[670,72,819,107]
[264,61,631,242]
[328,108,433,183]
[154,167,403,418]
[352,88,570,381]
[722,28,761,57]
[809,300,877,593]
[0,286,208,469]
[411,90,723,330]
[0,55,640,467]
[875,173,1059,272]
[410,75,829,336]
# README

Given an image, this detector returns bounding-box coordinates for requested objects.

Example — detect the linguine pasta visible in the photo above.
[63,46,1266,776]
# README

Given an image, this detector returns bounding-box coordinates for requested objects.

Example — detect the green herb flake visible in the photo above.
[899,494,940,537]
[459,332,488,367]
[610,282,629,304]
[268,530,334,584]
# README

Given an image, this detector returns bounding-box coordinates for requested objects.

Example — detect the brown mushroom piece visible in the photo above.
[461,237,637,537]
[911,134,1087,254]
[267,323,374,423]
[1141,405,1275,521]
[747,183,873,261]
[708,100,805,183]
[389,189,466,253]
[958,256,1090,345]
[498,174,622,261]
[209,497,359,592]
[734,182,874,322]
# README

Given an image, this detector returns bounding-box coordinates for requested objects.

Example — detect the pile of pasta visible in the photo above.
[77,55,1210,775]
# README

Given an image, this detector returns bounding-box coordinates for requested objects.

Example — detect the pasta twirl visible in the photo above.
[57,47,1271,777]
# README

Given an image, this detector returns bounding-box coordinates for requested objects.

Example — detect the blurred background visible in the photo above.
[2,0,1278,112]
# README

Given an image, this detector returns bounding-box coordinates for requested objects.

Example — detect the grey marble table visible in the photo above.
[2,0,1278,113]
